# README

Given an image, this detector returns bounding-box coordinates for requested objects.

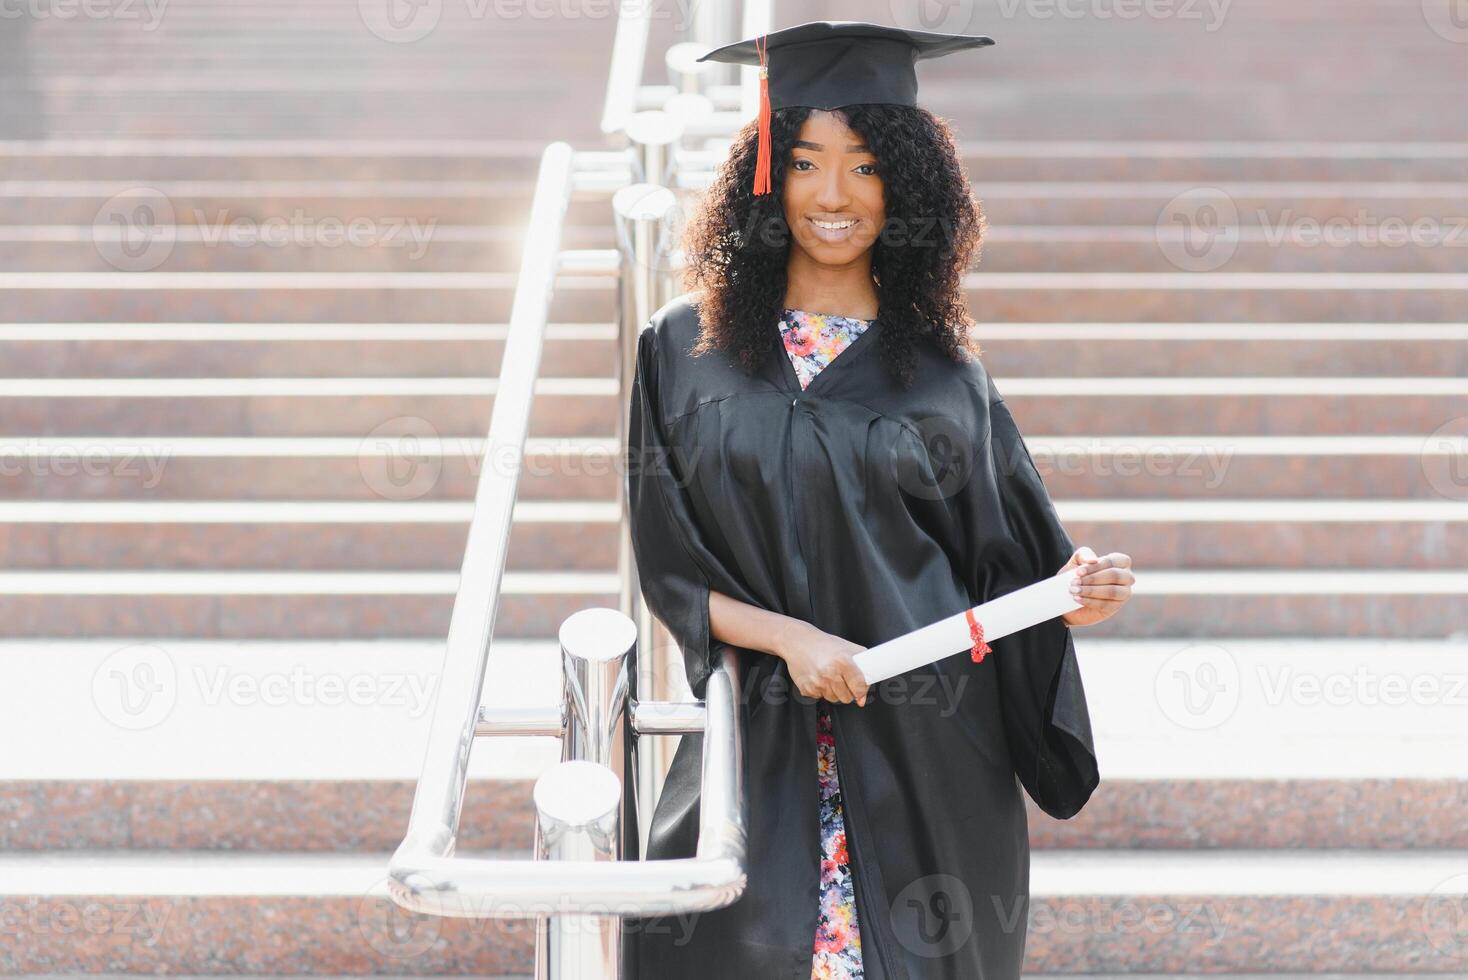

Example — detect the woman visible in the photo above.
[623,22,1135,979]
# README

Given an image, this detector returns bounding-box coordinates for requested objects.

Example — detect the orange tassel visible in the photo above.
[966,607,992,663]
[753,34,772,196]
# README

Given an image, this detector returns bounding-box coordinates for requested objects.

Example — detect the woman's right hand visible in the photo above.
[773,620,869,707]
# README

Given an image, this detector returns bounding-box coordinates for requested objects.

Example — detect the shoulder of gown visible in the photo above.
[626,291,767,700]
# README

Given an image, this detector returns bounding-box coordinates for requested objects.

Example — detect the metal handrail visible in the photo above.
[389,0,775,964]
[601,0,771,137]
[600,0,652,136]
[388,140,577,911]
[390,647,748,918]
[386,146,741,922]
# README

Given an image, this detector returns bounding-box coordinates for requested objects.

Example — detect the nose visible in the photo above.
[814,165,851,213]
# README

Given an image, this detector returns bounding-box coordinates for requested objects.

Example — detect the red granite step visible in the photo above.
[3,849,1466,973]
[2,502,1459,571]
[7,232,1461,275]
[0,779,535,852]
[0,852,535,974]
[0,581,1455,639]
[0,440,1450,500]
[0,589,603,639]
[4,182,1463,228]
[5,323,1466,379]
[0,504,616,571]
[18,93,1467,141]
[9,776,1468,853]
[0,324,617,378]
[978,238,1467,274]
[0,226,615,273]
[0,183,605,225]
[4,276,1466,322]
[3,382,1460,436]
[3,142,1464,183]
[973,324,1468,378]
[0,277,617,323]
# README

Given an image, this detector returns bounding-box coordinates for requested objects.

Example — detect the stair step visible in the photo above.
[0,850,534,975]
[0,498,1460,571]
[2,233,1462,275]
[4,274,1466,322]
[4,180,1466,227]
[3,321,1467,379]
[6,636,1467,778]
[1,590,1456,638]
[3,850,1466,973]
[4,138,1466,182]
[10,775,1468,852]
[0,572,1459,636]
[1,376,1463,436]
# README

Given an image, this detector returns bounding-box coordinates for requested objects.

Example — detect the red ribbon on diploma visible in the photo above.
[853,570,1082,685]
[966,607,992,663]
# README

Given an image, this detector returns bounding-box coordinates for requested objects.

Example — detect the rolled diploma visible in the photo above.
[853,568,1086,685]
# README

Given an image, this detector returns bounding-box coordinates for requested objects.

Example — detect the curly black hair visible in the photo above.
[681,104,986,389]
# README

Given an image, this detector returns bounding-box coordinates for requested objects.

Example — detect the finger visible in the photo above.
[1078,568,1132,584]
[794,673,823,701]
[1075,584,1130,601]
[845,667,870,706]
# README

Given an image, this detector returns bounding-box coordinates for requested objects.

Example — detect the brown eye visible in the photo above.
[792,159,814,171]
[856,163,878,175]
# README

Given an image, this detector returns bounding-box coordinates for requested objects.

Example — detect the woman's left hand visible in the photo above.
[1059,546,1134,627]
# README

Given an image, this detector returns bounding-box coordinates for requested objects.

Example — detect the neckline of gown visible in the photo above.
[772,310,882,397]
[782,307,875,323]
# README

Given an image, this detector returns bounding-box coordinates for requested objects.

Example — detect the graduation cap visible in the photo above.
[697,21,996,196]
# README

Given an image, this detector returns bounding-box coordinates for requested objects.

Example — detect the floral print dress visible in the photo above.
[778,308,872,979]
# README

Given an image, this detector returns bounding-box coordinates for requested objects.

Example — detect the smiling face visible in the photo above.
[782,109,885,265]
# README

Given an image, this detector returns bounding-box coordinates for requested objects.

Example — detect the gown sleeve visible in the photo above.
[967,374,1101,820]
[625,322,767,700]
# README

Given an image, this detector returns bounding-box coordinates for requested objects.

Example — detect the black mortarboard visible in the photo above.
[697,20,995,195]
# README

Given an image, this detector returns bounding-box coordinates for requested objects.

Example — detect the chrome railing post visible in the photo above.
[623,110,681,188]
[535,761,623,978]
[665,41,713,95]
[612,181,683,857]
[690,0,739,88]
[533,607,636,979]
[559,608,633,771]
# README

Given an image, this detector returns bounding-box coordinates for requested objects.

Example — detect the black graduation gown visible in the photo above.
[620,293,1100,980]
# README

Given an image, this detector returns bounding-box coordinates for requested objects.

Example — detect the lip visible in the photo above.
[806,215,860,244]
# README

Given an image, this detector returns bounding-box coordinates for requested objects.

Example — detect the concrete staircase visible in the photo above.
[2,0,1467,975]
